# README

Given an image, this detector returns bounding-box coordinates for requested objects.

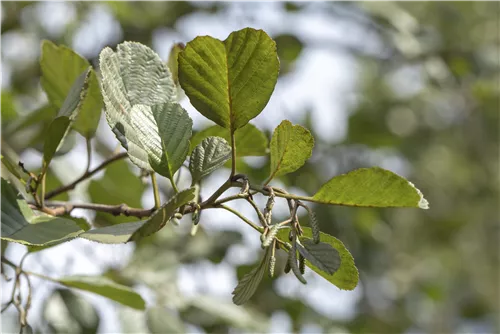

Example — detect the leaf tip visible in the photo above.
[408,181,429,209]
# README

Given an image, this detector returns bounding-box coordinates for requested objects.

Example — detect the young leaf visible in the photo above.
[128,187,196,242]
[56,275,145,310]
[267,120,314,183]
[1,178,86,246]
[277,227,359,290]
[99,42,176,170]
[43,68,91,170]
[131,102,192,181]
[297,239,341,275]
[232,248,271,305]
[189,123,269,157]
[167,43,185,86]
[178,27,279,131]
[40,40,103,138]
[189,137,231,183]
[312,167,429,209]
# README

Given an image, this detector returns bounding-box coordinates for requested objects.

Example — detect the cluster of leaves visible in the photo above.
[1,27,428,320]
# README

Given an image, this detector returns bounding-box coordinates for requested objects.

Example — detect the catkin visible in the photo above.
[262,224,280,247]
[299,254,306,275]
[269,255,276,278]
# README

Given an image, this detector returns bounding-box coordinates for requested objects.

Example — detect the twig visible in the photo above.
[30,201,154,218]
[151,173,161,209]
[44,152,128,200]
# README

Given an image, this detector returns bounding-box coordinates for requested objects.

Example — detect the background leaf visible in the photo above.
[56,275,145,310]
[40,40,103,138]
[99,42,176,170]
[190,137,231,183]
[268,120,314,182]
[277,227,359,290]
[189,123,268,157]
[146,306,186,334]
[131,102,192,180]
[178,27,279,131]
[312,167,429,209]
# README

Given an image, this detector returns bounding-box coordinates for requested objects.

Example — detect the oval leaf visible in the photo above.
[56,275,145,310]
[189,123,268,157]
[99,42,176,170]
[312,167,429,209]
[40,40,103,138]
[277,227,358,290]
[267,120,314,182]
[43,68,91,169]
[178,27,279,131]
[297,239,340,275]
[189,137,231,183]
[232,248,271,305]
[1,178,86,246]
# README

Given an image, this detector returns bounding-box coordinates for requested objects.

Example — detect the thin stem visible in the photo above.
[230,130,236,177]
[45,152,127,200]
[85,137,92,173]
[246,197,268,227]
[40,173,46,208]
[214,204,263,233]
[151,173,161,209]
[170,177,180,194]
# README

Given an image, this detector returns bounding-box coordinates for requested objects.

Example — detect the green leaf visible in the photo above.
[40,40,103,138]
[277,227,358,290]
[189,123,268,157]
[81,187,196,243]
[1,91,17,123]
[1,178,86,246]
[99,41,176,170]
[56,275,145,310]
[312,167,429,209]
[56,289,100,333]
[268,120,314,181]
[146,306,186,334]
[131,102,192,181]
[232,248,271,305]
[43,68,91,170]
[178,27,279,131]
[128,187,196,242]
[297,239,341,275]
[189,137,231,183]
[79,221,146,244]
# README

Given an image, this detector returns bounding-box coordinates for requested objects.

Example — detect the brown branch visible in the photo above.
[31,201,154,218]
[44,152,127,200]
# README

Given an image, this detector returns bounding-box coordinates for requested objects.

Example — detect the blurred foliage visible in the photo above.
[1,1,498,334]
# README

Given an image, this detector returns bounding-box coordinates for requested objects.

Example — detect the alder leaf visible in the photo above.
[232,248,271,305]
[268,120,314,182]
[179,27,279,131]
[189,136,232,183]
[297,239,341,275]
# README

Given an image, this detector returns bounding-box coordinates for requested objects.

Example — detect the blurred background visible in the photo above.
[1,1,499,333]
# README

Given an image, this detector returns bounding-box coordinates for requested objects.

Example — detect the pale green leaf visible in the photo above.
[79,221,146,244]
[277,227,358,290]
[232,248,271,305]
[131,102,192,180]
[99,42,176,170]
[268,120,314,181]
[128,187,196,242]
[297,239,340,275]
[178,27,279,131]
[167,43,185,86]
[189,123,268,157]
[40,40,103,138]
[312,167,429,209]
[43,68,91,169]
[1,178,86,246]
[56,275,145,310]
[190,137,231,183]
[146,306,186,334]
